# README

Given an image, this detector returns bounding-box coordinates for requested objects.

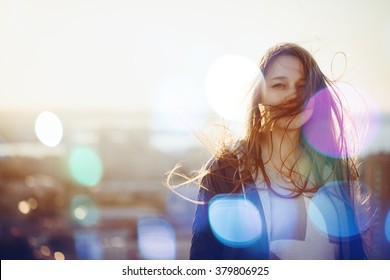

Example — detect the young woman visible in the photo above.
[167,42,373,259]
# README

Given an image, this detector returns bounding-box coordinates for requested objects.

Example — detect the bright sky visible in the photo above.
[0,0,389,114]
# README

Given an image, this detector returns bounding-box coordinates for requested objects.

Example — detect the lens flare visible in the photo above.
[308,182,360,238]
[18,200,30,214]
[137,216,176,260]
[68,146,103,187]
[208,195,262,247]
[385,211,390,243]
[205,54,263,122]
[302,84,380,157]
[40,246,51,257]
[54,251,65,260]
[74,229,103,260]
[27,197,38,210]
[35,111,63,147]
[70,195,100,226]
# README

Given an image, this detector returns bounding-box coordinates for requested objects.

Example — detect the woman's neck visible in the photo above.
[261,127,302,172]
[259,127,314,191]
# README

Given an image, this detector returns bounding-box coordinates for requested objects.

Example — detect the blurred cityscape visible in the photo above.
[0,108,212,260]
[0,109,389,260]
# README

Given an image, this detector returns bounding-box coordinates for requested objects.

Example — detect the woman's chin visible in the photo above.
[275,109,313,131]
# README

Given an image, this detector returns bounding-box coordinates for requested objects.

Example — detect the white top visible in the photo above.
[255,170,340,260]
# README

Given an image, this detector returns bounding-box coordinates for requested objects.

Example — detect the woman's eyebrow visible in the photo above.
[269,76,306,82]
[270,76,288,81]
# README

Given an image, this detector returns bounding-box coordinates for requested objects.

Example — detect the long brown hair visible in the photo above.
[166,42,359,201]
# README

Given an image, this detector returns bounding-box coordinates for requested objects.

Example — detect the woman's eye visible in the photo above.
[273,84,286,89]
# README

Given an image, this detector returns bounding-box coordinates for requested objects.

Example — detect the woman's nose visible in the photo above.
[286,88,298,102]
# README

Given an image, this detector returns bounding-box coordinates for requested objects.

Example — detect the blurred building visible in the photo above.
[360,152,390,259]
[0,109,207,260]
[360,152,390,208]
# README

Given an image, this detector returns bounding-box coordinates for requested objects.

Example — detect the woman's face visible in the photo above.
[261,55,314,130]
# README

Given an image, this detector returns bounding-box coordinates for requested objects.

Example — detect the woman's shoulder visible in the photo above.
[204,140,245,171]
[201,152,241,194]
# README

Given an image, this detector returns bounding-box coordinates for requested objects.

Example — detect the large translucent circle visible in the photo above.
[73,229,103,259]
[137,216,176,260]
[302,84,380,157]
[385,210,390,243]
[208,195,262,247]
[35,111,63,147]
[68,146,103,187]
[308,182,361,238]
[205,55,263,122]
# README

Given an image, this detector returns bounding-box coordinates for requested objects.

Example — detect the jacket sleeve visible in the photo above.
[189,157,270,260]
[189,185,223,259]
[189,159,230,259]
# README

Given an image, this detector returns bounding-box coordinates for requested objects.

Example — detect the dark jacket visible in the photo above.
[190,158,367,260]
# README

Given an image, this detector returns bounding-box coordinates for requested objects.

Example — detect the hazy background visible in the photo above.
[0,0,389,260]
[1,0,389,113]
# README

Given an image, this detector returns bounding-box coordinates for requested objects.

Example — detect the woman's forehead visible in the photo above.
[265,55,305,80]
